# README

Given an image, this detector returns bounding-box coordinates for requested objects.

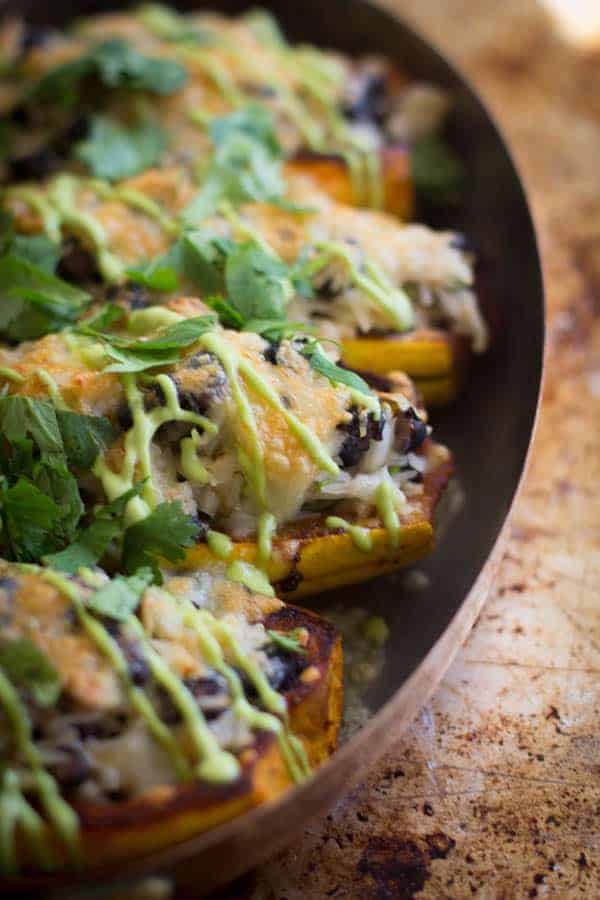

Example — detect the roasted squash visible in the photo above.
[0,564,342,872]
[284,145,415,220]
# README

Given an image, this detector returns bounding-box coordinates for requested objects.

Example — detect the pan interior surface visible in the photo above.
[2,0,544,894]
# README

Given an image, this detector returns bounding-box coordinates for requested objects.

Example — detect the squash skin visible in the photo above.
[284,144,415,220]
[180,456,453,598]
[11,607,342,874]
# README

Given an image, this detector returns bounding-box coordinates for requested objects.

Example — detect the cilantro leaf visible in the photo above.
[75,116,169,181]
[10,235,60,274]
[204,295,245,329]
[209,104,281,157]
[127,261,179,293]
[81,315,216,373]
[0,637,62,707]
[0,254,90,342]
[225,242,289,321]
[300,343,373,394]
[183,107,284,221]
[411,135,464,207]
[0,397,63,462]
[44,484,143,573]
[85,568,153,621]
[55,411,117,470]
[180,232,235,294]
[26,39,188,107]
[0,477,67,561]
[122,501,200,580]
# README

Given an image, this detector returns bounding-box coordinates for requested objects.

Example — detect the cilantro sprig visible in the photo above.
[0,397,116,562]
[24,39,188,107]
[74,116,169,181]
[77,314,217,373]
[0,253,90,343]
[182,105,284,220]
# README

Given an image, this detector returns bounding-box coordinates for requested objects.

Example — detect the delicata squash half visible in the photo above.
[0,560,342,873]
[0,307,451,596]
[3,162,487,405]
[0,5,462,218]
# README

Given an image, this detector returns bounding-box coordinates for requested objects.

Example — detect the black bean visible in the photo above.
[116,401,133,432]
[183,673,229,720]
[263,340,280,364]
[343,72,389,125]
[8,117,89,182]
[317,278,343,300]
[189,511,212,542]
[407,409,429,452]
[265,648,307,694]
[75,714,125,741]
[123,283,152,310]
[49,743,92,789]
[57,237,100,284]
[118,636,151,686]
[9,146,62,181]
[337,406,383,469]
[19,25,54,55]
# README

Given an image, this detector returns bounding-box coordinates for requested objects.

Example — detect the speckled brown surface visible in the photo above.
[210,1,600,896]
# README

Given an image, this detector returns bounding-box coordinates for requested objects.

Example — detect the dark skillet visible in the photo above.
[2,0,544,895]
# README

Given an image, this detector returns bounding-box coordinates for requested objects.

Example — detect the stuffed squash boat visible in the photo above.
[0,560,342,872]
[2,162,487,404]
[0,305,451,596]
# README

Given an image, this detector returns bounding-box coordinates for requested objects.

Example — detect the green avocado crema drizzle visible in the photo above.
[0,664,80,872]
[325,516,374,553]
[174,593,310,782]
[41,570,190,780]
[302,240,415,332]
[94,373,216,525]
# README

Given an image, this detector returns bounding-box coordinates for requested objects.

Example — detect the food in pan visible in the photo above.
[0,3,466,879]
[0,560,342,870]
[0,5,487,403]
[0,309,451,595]
[0,5,460,215]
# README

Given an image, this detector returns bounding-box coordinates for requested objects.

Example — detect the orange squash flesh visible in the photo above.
[284,144,415,220]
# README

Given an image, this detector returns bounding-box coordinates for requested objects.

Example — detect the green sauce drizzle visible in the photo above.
[42,570,190,780]
[206,530,233,559]
[257,512,276,565]
[0,665,80,871]
[49,175,125,284]
[325,515,373,552]
[226,560,275,599]
[304,241,415,332]
[0,367,25,384]
[94,373,215,525]
[375,480,401,548]
[126,617,239,782]
[180,428,212,485]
